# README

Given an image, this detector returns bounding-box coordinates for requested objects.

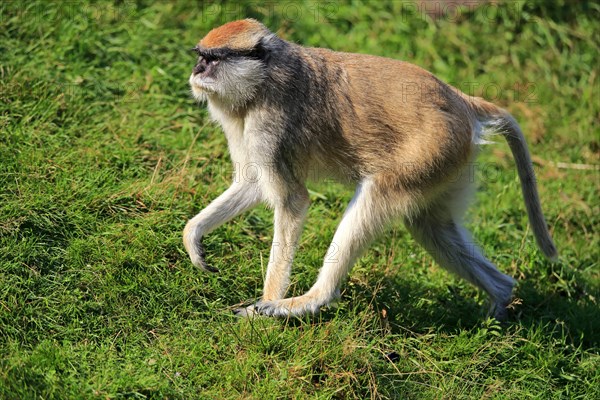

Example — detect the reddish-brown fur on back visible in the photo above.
[199,19,267,50]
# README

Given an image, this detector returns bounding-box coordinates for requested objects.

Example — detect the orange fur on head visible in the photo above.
[199,19,268,50]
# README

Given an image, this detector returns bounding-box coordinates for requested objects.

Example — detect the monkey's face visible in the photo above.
[189,46,266,108]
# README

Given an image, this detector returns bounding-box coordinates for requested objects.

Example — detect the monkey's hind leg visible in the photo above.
[404,200,516,320]
[255,177,409,317]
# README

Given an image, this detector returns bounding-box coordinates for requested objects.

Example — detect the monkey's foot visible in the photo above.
[488,298,514,321]
[252,295,327,318]
[233,304,260,318]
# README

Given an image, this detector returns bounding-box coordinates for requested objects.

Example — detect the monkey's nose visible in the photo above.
[193,58,209,75]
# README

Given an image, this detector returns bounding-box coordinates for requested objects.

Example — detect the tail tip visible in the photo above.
[542,242,558,261]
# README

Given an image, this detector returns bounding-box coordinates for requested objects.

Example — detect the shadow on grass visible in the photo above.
[513,279,600,350]
[304,270,600,350]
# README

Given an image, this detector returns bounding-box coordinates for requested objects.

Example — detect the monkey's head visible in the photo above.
[190,19,272,108]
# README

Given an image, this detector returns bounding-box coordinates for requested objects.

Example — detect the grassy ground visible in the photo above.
[1,1,598,398]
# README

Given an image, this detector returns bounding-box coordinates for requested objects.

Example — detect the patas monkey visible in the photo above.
[183,19,557,319]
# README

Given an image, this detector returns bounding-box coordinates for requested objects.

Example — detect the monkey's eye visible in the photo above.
[191,49,220,63]
[203,55,219,64]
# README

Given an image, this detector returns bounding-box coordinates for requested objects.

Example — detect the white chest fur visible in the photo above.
[207,101,246,166]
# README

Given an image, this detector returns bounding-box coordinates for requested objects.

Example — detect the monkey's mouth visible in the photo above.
[189,73,216,93]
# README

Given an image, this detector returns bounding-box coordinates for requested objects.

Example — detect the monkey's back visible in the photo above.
[308,47,478,191]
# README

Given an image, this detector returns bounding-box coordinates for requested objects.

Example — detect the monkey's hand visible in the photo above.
[191,239,219,273]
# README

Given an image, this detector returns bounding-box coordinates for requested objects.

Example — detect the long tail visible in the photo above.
[466,95,558,260]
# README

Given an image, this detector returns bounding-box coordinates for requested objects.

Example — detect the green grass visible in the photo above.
[1,1,598,398]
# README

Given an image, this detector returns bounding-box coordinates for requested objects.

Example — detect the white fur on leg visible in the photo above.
[261,190,310,301]
[183,183,261,269]
[253,179,390,317]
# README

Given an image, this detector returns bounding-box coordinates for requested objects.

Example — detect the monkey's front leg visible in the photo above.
[235,189,309,317]
[255,181,386,317]
[183,182,261,272]
[263,190,310,299]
